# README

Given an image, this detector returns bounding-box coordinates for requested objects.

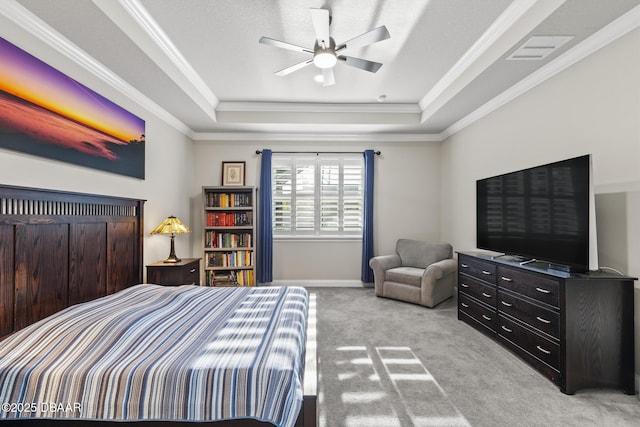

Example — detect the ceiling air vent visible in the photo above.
[506,35,574,61]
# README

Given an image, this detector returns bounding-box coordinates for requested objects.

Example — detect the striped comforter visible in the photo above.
[0,284,308,427]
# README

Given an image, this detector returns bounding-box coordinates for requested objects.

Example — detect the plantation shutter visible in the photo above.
[272,154,363,237]
[273,161,292,232]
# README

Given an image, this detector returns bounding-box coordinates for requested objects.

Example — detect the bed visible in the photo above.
[0,284,310,427]
[0,185,317,427]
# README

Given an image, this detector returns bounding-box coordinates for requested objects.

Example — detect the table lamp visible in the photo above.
[151,215,191,263]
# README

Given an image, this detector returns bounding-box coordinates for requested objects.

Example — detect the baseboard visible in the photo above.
[266,280,364,288]
[636,373,640,399]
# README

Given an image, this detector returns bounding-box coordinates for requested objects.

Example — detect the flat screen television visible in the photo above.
[476,154,598,273]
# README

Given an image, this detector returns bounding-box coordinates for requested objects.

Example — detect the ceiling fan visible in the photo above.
[259,8,390,86]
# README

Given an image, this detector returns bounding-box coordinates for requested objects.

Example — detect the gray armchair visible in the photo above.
[369,239,457,307]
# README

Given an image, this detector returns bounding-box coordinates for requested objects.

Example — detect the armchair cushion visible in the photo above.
[386,267,423,287]
[396,238,452,268]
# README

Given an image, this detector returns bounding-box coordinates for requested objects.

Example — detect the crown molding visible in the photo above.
[93,0,219,122]
[0,0,191,135]
[440,2,640,140]
[191,131,442,142]
[419,0,564,122]
[217,101,421,114]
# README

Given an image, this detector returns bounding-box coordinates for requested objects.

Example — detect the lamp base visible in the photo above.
[163,234,181,263]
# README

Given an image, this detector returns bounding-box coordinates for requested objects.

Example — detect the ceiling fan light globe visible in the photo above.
[313,50,337,69]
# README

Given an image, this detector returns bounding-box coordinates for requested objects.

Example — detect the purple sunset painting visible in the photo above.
[0,36,145,179]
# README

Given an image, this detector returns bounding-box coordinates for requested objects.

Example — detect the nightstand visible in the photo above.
[146,258,201,286]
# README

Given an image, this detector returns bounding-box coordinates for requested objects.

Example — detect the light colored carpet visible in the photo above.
[309,286,639,427]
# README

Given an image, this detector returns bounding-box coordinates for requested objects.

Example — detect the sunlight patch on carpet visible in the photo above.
[319,343,470,426]
[376,346,470,426]
[345,415,403,427]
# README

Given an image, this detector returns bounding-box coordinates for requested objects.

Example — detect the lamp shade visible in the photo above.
[151,216,190,263]
[151,216,191,235]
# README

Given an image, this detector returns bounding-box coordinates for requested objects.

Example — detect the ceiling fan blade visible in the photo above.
[309,8,331,46]
[275,59,314,76]
[336,25,390,51]
[339,56,383,73]
[322,68,335,87]
[259,36,313,54]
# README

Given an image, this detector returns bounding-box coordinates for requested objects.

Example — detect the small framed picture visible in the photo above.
[222,161,246,186]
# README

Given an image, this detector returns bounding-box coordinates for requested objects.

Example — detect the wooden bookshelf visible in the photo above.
[202,186,256,286]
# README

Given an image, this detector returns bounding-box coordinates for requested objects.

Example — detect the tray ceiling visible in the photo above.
[2,0,639,140]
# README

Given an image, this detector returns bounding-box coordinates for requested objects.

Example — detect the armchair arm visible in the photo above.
[369,254,401,271]
[369,254,401,296]
[422,258,457,281]
[421,258,457,307]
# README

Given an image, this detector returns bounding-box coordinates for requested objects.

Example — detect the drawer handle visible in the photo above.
[536,345,551,355]
[482,314,492,321]
[460,283,469,288]
[482,292,492,298]
[482,270,492,276]
[535,287,551,294]
[500,300,513,307]
[189,268,197,273]
[501,325,512,333]
[461,263,469,268]
[500,276,513,282]
[461,302,469,308]
[536,316,551,324]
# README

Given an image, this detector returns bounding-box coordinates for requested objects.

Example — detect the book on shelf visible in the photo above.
[206,212,253,227]
[235,270,253,286]
[205,192,252,208]
[206,251,254,268]
[205,270,254,287]
[204,231,252,248]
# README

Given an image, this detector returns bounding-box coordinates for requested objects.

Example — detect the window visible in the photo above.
[272,154,364,237]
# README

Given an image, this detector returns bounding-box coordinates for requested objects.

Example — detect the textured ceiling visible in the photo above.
[3,0,640,140]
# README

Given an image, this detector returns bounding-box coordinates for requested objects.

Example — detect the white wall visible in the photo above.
[440,28,640,386]
[192,139,442,282]
[0,18,196,272]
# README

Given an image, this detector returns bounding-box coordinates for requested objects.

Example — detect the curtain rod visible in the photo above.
[255,150,381,155]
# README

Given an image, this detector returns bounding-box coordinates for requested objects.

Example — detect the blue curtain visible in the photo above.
[257,149,273,283]
[361,150,375,284]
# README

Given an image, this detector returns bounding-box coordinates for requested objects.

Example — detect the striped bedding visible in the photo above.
[0,284,308,427]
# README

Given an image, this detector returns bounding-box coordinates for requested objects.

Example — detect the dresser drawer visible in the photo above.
[459,293,496,332]
[459,275,496,307]
[497,266,559,308]
[147,258,201,286]
[498,290,559,339]
[498,314,559,370]
[459,256,497,284]
[182,263,200,285]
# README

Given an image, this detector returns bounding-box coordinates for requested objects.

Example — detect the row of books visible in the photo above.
[205,270,254,287]
[206,212,253,226]
[204,231,252,248]
[206,250,254,267]
[205,192,252,208]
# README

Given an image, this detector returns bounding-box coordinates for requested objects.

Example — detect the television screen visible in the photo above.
[476,155,594,272]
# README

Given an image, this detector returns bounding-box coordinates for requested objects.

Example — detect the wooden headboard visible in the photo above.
[0,185,145,338]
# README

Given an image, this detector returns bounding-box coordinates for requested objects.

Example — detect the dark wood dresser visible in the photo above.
[457,251,636,395]
[146,258,201,286]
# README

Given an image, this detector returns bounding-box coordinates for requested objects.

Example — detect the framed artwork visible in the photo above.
[0,36,145,179]
[222,161,246,186]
